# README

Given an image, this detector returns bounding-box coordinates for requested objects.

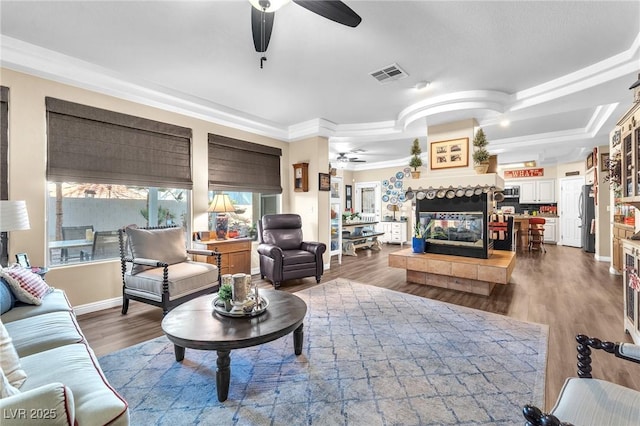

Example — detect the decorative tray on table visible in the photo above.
[212,294,269,318]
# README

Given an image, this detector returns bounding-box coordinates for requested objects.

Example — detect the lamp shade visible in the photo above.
[208,194,236,213]
[0,200,31,232]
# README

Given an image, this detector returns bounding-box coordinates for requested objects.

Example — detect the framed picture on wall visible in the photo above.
[430,138,469,170]
[345,184,353,210]
[586,152,594,170]
[319,173,331,191]
[600,153,609,172]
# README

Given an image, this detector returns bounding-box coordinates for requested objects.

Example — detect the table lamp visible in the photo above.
[390,204,400,221]
[208,194,236,240]
[0,200,31,267]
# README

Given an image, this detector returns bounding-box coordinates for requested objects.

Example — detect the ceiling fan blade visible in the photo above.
[349,158,366,162]
[293,1,362,27]
[251,6,275,52]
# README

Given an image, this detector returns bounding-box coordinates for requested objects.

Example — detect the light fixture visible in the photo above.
[498,160,537,170]
[249,0,290,13]
[500,119,510,127]
[208,194,236,240]
[389,204,400,221]
[414,81,431,90]
[0,200,31,267]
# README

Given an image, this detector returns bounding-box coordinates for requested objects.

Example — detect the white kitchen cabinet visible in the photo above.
[518,179,555,203]
[543,217,557,243]
[379,221,408,247]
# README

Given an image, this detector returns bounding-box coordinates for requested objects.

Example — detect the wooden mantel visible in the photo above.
[389,248,516,296]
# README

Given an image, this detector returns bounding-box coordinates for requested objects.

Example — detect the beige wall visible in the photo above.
[1,68,291,307]
[288,136,330,263]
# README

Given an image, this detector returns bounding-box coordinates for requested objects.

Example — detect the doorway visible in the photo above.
[559,176,584,247]
[355,181,381,221]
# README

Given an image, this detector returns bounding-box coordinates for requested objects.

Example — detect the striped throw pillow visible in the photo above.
[0,266,52,305]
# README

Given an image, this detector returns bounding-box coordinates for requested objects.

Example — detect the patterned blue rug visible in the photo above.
[99,279,547,425]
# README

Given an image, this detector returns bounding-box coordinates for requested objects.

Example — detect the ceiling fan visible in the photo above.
[250,0,362,68]
[337,152,366,163]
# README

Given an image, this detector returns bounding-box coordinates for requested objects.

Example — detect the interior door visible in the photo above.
[355,181,381,222]
[559,176,584,247]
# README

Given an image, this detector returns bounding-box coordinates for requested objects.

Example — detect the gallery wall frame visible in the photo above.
[430,138,469,170]
[319,173,330,191]
[600,153,609,172]
[345,184,352,210]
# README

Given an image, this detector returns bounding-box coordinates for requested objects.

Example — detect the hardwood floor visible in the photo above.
[78,243,640,411]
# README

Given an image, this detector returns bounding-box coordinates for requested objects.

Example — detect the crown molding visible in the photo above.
[1,32,637,167]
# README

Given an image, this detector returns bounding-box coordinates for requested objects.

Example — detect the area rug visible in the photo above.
[99,279,548,425]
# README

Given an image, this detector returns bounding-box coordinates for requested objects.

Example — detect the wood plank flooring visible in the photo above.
[77,243,640,411]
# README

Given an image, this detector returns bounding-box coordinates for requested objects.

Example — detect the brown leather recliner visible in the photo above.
[257,214,326,288]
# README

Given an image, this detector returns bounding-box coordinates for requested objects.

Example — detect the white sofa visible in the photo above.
[1,287,129,425]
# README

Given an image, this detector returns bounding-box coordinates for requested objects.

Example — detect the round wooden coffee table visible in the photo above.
[161,289,307,402]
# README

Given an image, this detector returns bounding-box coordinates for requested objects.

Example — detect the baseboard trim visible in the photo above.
[74,296,122,316]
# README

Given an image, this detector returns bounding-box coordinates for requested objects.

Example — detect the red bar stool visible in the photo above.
[528,217,546,252]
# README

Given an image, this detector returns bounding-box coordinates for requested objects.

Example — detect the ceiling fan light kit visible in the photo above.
[249,0,290,13]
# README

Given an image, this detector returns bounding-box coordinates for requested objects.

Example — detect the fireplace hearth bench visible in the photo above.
[389,248,516,296]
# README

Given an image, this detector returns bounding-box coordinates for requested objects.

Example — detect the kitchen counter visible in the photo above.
[511,215,558,247]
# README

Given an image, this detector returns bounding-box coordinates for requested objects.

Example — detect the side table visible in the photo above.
[31,267,48,280]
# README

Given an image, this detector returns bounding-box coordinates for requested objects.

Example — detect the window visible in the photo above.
[47,183,189,266]
[45,98,194,267]
[207,191,279,240]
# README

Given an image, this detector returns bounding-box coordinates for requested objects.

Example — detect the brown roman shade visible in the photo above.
[46,97,193,188]
[208,134,282,194]
[1,86,8,200]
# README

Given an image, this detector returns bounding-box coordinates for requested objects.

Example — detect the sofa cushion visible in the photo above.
[126,226,188,274]
[0,289,72,324]
[20,343,128,426]
[0,278,16,315]
[4,311,85,357]
[0,320,27,389]
[0,266,52,305]
[124,260,218,301]
[0,382,75,425]
[0,366,21,398]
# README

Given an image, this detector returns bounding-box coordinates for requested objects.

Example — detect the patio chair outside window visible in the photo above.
[61,225,93,262]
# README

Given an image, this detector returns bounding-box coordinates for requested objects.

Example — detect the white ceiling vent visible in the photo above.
[369,63,409,84]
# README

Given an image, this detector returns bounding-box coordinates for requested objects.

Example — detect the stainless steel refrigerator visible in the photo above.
[579,184,595,253]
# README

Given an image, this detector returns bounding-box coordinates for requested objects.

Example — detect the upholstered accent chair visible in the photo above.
[118,225,222,315]
[523,334,640,426]
[257,214,326,288]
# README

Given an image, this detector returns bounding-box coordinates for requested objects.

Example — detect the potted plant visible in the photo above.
[218,283,233,311]
[472,128,490,174]
[409,138,423,178]
[412,222,426,253]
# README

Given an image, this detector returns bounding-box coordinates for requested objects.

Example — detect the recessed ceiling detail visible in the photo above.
[369,63,409,84]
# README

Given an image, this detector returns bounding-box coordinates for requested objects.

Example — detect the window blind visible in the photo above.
[208,134,282,194]
[46,97,193,189]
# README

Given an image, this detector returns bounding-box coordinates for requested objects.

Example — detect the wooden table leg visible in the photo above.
[293,323,304,355]
[173,345,185,362]
[216,350,231,402]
